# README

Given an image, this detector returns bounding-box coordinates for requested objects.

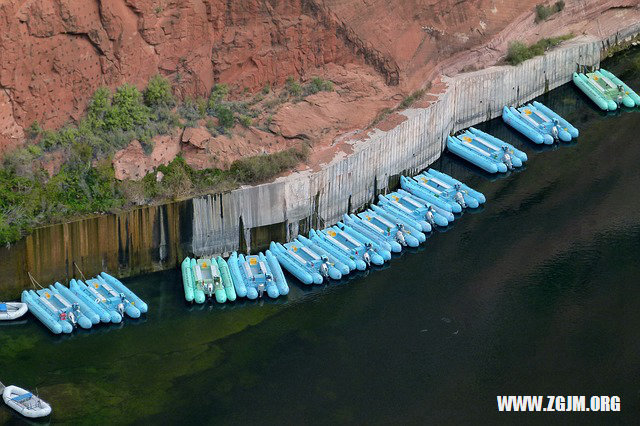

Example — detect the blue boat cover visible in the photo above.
[12,393,33,402]
[0,303,7,312]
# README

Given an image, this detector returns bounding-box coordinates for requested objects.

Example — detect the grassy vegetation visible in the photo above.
[535,1,565,24]
[399,89,426,109]
[506,34,574,65]
[0,76,312,245]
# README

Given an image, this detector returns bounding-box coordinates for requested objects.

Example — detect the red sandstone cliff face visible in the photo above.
[0,0,372,154]
[0,0,638,158]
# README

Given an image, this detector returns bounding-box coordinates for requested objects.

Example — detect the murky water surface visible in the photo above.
[2,48,640,424]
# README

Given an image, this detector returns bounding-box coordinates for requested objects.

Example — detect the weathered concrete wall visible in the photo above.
[1,23,639,296]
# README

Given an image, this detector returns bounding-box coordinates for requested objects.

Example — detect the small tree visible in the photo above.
[144,75,174,108]
[216,105,234,129]
[105,84,150,131]
[87,87,111,129]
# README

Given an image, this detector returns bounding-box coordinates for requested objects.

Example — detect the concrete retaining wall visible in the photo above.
[1,23,639,295]
[191,24,640,255]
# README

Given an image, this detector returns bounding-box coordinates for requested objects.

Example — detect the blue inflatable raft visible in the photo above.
[296,234,352,275]
[228,251,283,298]
[413,173,478,210]
[379,191,448,228]
[503,103,576,144]
[424,169,486,205]
[396,188,455,223]
[34,288,93,330]
[270,241,325,284]
[310,226,383,269]
[21,290,72,334]
[69,279,121,323]
[400,175,460,213]
[369,204,427,242]
[573,69,637,110]
[333,223,391,262]
[531,102,579,139]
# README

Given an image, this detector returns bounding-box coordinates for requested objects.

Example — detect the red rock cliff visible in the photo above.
[1,0,638,155]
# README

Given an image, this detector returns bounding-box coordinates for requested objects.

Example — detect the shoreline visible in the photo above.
[1,22,639,297]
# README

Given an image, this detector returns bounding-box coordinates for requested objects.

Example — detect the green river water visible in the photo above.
[1,47,640,424]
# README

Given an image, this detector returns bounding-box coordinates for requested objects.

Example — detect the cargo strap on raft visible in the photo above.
[27,272,44,290]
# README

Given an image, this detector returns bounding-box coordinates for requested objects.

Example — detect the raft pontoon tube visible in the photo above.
[573,69,637,110]
[217,256,239,300]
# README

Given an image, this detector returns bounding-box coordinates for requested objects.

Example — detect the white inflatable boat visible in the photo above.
[2,384,52,418]
[0,302,28,321]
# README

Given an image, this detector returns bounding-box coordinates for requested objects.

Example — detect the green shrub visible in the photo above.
[535,1,565,23]
[215,105,234,129]
[196,97,207,118]
[238,114,252,128]
[143,74,174,108]
[506,41,532,65]
[286,76,302,97]
[26,121,42,139]
[400,89,425,109]
[506,34,573,65]
[230,144,309,183]
[156,157,193,199]
[0,212,22,245]
[205,118,218,136]
[208,83,229,111]
[104,84,150,131]
[178,98,200,126]
[262,83,271,95]
[87,87,111,130]
[304,77,334,96]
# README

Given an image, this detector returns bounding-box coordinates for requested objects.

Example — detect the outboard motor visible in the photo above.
[67,310,77,327]
[257,282,265,298]
[551,118,560,141]
[501,146,513,170]
[206,282,214,297]
[425,207,436,225]
[117,302,125,317]
[395,224,407,246]
[320,261,329,279]
[617,85,625,107]
[363,251,371,267]
[453,184,467,208]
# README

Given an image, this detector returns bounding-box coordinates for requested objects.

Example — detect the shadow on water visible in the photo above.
[1,46,640,425]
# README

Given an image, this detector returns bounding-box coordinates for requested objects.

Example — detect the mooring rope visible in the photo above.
[73,262,88,282]
[27,272,44,290]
